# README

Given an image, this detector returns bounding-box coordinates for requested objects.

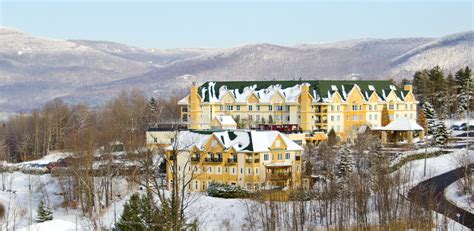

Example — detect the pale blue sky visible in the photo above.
[1,0,472,48]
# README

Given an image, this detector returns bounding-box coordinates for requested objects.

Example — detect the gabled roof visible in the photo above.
[166,130,303,152]
[193,80,407,103]
[375,118,423,131]
[213,115,237,126]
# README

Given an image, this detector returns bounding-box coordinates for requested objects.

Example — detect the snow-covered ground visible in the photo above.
[399,148,473,187]
[1,146,473,230]
[445,179,474,214]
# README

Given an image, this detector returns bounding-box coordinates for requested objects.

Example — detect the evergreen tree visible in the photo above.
[434,121,448,145]
[338,146,353,179]
[381,107,390,126]
[36,200,53,223]
[268,115,274,124]
[117,194,142,230]
[116,193,164,231]
[327,128,338,147]
[445,73,458,118]
[455,66,473,114]
[261,117,266,124]
[413,70,430,102]
[428,66,446,117]
[421,102,437,135]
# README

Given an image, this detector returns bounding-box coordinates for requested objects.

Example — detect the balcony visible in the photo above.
[245,158,253,164]
[295,156,301,161]
[266,172,291,180]
[205,157,223,163]
[227,158,237,164]
[254,158,260,163]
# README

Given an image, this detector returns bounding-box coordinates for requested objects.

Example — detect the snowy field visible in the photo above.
[445,179,474,214]
[1,147,473,230]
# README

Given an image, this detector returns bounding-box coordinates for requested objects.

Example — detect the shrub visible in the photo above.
[207,182,250,198]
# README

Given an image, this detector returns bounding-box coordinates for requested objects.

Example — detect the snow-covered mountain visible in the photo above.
[0,27,472,113]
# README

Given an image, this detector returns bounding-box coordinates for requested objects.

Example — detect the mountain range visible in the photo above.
[0,27,472,115]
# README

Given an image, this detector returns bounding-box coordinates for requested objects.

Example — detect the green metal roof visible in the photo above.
[198,80,405,102]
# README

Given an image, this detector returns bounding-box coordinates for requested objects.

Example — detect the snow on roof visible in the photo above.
[265,162,293,167]
[178,95,189,105]
[166,130,303,152]
[376,118,424,131]
[214,115,237,126]
[368,85,375,91]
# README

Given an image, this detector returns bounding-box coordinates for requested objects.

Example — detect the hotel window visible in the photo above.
[268,105,273,111]
[337,115,341,121]
[375,114,378,120]
[256,115,260,122]
[352,115,358,121]
[360,115,363,120]
[249,105,253,111]
[389,104,394,110]
[276,115,282,122]
[220,105,223,111]
[405,104,408,110]
[240,168,243,174]
[369,105,372,110]
[286,105,290,111]
[217,167,221,173]
[278,153,283,160]
[227,105,233,111]
[359,105,362,110]
[255,168,259,174]
[287,116,290,122]
[331,105,335,111]
[337,125,341,131]
[374,105,378,110]
[369,114,372,120]
[337,105,340,111]
[247,168,251,175]
[352,105,358,111]
[285,153,290,159]
[257,105,260,111]
[346,115,349,120]
[410,104,414,109]
[276,105,283,111]
[209,167,213,173]
[232,168,236,174]
[236,105,240,111]
[264,154,269,161]
[331,115,335,121]
[195,180,198,190]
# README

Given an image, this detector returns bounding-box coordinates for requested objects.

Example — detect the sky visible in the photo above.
[1,0,473,48]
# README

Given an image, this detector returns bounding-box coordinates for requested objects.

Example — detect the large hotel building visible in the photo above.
[178,80,418,142]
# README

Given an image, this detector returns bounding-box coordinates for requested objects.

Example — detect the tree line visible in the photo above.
[0,90,183,163]
[412,65,472,120]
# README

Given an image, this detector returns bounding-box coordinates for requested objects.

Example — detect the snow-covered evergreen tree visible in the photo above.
[455,94,468,119]
[434,120,448,145]
[338,146,353,179]
[421,102,437,135]
[36,200,53,223]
